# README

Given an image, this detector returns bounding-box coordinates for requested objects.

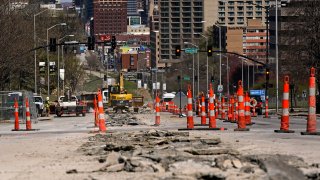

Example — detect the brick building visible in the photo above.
[93,0,127,35]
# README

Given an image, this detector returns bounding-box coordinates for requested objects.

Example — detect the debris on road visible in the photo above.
[75,129,320,179]
[106,113,147,126]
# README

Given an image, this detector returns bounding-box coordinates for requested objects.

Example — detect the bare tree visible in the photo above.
[281,1,320,85]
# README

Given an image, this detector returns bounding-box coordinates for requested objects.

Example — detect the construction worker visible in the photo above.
[44,97,51,116]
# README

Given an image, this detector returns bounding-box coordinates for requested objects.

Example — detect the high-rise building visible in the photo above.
[218,0,269,27]
[243,19,268,61]
[158,0,216,62]
[93,0,127,35]
[149,0,159,31]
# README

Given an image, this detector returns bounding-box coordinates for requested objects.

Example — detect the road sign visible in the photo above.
[183,76,190,80]
[185,48,198,54]
[217,85,223,93]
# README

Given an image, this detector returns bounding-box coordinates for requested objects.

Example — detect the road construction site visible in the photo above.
[0,109,319,180]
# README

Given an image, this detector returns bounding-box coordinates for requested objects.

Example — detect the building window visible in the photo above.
[130,55,134,66]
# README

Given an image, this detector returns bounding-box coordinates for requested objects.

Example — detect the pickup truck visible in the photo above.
[55,96,86,117]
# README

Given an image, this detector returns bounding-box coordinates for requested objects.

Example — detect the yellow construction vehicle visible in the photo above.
[108,72,133,112]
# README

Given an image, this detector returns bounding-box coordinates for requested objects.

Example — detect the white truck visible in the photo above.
[55,96,86,117]
[33,96,44,117]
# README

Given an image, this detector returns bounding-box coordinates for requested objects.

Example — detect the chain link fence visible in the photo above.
[0,91,37,123]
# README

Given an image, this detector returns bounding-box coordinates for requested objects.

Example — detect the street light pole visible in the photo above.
[195,32,209,96]
[227,56,229,96]
[184,42,198,97]
[62,44,65,94]
[192,54,195,98]
[242,58,244,83]
[219,26,222,87]
[276,0,279,113]
[197,47,199,96]
[57,35,74,99]
[247,62,250,91]
[34,9,48,94]
[46,23,66,97]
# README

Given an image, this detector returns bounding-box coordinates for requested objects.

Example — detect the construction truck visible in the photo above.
[108,72,133,112]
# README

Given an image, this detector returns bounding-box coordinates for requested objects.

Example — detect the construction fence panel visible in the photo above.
[0,91,37,123]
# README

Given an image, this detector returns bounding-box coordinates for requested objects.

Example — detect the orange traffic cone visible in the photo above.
[301,67,320,135]
[275,76,294,133]
[234,80,249,131]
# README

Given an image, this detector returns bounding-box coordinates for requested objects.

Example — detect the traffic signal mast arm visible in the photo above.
[179,48,266,67]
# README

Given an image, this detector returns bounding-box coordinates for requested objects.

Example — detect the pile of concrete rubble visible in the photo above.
[106,113,147,126]
[74,130,320,179]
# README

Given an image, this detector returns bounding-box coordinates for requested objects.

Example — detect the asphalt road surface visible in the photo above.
[0,111,319,179]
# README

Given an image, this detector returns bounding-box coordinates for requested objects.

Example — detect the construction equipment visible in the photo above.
[108,72,133,112]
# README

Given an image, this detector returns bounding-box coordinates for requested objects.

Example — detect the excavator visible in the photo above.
[108,72,133,112]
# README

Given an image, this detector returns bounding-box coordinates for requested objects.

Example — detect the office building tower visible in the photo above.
[93,0,127,35]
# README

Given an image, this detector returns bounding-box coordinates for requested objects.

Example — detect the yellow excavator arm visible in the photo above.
[119,72,124,92]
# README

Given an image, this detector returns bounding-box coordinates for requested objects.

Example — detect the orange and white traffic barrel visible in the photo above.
[155,95,160,125]
[12,98,20,131]
[97,89,106,132]
[244,92,252,125]
[25,98,32,131]
[208,83,216,128]
[187,85,194,129]
[235,80,249,131]
[234,94,238,122]
[230,96,236,122]
[275,76,294,133]
[215,99,219,117]
[201,94,206,125]
[93,95,99,127]
[221,97,226,120]
[197,99,201,117]
[302,67,320,135]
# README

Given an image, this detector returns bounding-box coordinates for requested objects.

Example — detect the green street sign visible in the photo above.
[183,76,190,80]
[185,48,198,54]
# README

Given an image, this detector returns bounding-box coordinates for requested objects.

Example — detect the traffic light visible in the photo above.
[177,75,181,81]
[175,45,181,57]
[87,36,95,50]
[266,68,270,81]
[212,25,227,50]
[39,62,46,75]
[111,36,116,50]
[49,38,56,52]
[49,62,56,75]
[211,76,214,83]
[104,74,107,81]
[194,75,198,82]
[207,45,213,57]
[213,25,220,48]
[137,73,142,80]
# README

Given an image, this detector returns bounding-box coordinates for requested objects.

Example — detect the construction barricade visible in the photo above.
[5,91,38,131]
